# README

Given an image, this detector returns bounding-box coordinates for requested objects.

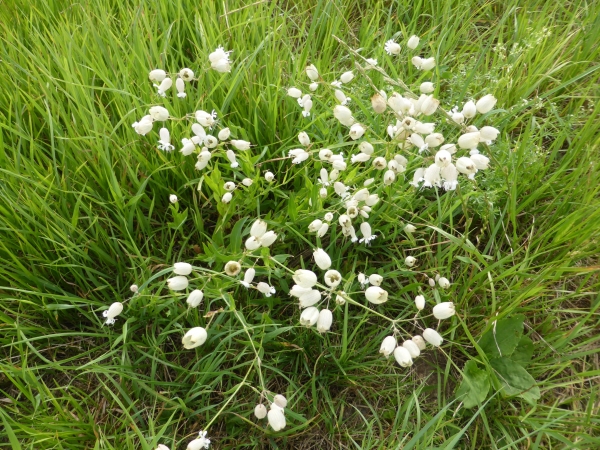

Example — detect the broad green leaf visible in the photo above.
[511,336,534,367]
[478,314,525,359]
[228,217,248,252]
[455,360,490,408]
[490,357,540,404]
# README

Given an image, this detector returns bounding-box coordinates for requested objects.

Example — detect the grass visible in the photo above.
[1,0,599,448]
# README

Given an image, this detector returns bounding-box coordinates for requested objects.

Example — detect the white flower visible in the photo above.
[230,139,251,151]
[224,261,241,276]
[457,132,481,150]
[167,276,188,291]
[456,157,478,179]
[224,181,236,192]
[423,164,441,188]
[157,127,174,151]
[267,406,286,431]
[196,151,212,170]
[479,126,499,142]
[412,335,426,350]
[308,219,323,233]
[240,268,256,288]
[179,67,194,81]
[203,135,218,148]
[365,286,388,304]
[323,212,334,222]
[102,302,123,325]
[433,302,456,319]
[176,78,186,98]
[334,89,348,105]
[242,178,253,187]
[451,111,465,124]
[414,121,435,134]
[331,80,342,88]
[441,164,459,191]
[287,87,302,98]
[365,194,379,206]
[317,309,333,333]
[461,100,477,118]
[358,222,376,244]
[225,150,238,168]
[420,82,434,94]
[371,93,387,114]
[182,327,208,349]
[169,194,178,204]
[259,231,277,247]
[434,150,452,168]
[365,58,378,68]
[132,116,153,135]
[187,289,204,308]
[155,78,172,96]
[410,168,425,187]
[273,394,287,409]
[324,270,342,288]
[180,138,196,156]
[476,94,497,113]
[309,82,319,91]
[393,346,413,367]
[130,284,138,293]
[209,46,232,72]
[313,248,332,270]
[415,295,425,310]
[384,39,401,55]
[265,171,275,182]
[254,404,267,419]
[423,328,443,347]
[149,106,169,122]
[245,236,260,250]
[187,430,211,450]
[405,256,417,267]
[407,35,420,49]
[306,64,319,80]
[293,269,318,288]
[380,336,397,357]
[333,105,354,126]
[420,95,439,116]
[421,57,436,70]
[404,224,416,233]
[340,71,354,83]
[218,127,231,141]
[470,153,490,170]
[411,56,423,69]
[289,148,310,164]
[222,192,232,203]
[300,306,320,327]
[425,133,444,148]
[402,340,421,358]
[195,110,217,128]
[156,445,170,450]
[368,274,383,286]
[335,292,347,305]
[302,97,313,117]
[349,123,366,140]
[298,289,321,308]
[319,149,333,161]
[257,282,276,297]
[437,277,451,289]
[149,69,167,83]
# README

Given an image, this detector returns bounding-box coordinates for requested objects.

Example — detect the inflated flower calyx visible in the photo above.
[267,406,286,431]
[167,276,188,291]
[316,309,333,333]
[254,404,267,419]
[415,295,425,310]
[186,289,204,308]
[313,248,332,270]
[433,302,456,319]
[379,335,397,357]
[182,327,207,349]
[393,346,413,367]
[365,286,388,304]
[423,328,443,347]
[300,307,319,326]
[103,302,123,325]
[476,94,497,113]
[403,340,421,358]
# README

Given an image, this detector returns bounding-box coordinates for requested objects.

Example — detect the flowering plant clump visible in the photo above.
[100,31,515,444]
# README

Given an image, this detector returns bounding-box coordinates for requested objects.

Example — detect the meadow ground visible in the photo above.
[1,0,599,449]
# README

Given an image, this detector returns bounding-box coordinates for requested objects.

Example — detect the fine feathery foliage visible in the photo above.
[1,0,599,449]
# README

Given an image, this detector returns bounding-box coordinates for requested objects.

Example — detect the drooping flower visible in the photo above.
[149,106,169,122]
[365,286,389,304]
[324,270,342,288]
[359,222,377,244]
[300,306,320,327]
[156,444,170,450]
[186,430,211,450]
[179,68,194,81]
[405,256,417,267]
[333,105,354,126]
[368,274,383,286]
[130,284,138,293]
[433,302,456,319]
[264,171,275,182]
[379,336,397,357]
[349,123,366,140]
[340,71,354,83]
[287,87,302,98]
[470,153,490,170]
[176,78,186,98]
[316,309,333,333]
[240,268,256,288]
[218,127,231,141]
[149,69,167,83]
[456,157,478,179]
[267,406,286,431]
[293,269,317,288]
[195,110,217,128]
[169,194,178,204]
[412,335,426,350]
[180,138,196,156]
[420,82,434,94]
[230,139,251,151]
[167,276,188,291]
[226,150,238,168]
[407,35,420,49]
[102,302,123,325]
[187,289,204,308]
[305,64,319,81]
[438,277,451,289]
[132,116,153,135]
[297,289,321,308]
[404,224,416,233]
[182,327,208,349]
[256,282,276,297]
[402,340,421,358]
[441,164,459,191]
[384,39,401,55]
[423,328,443,347]
[254,404,267,419]
[224,261,241,276]
[157,128,174,151]
[415,295,425,310]
[313,248,332,270]
[393,346,413,367]
[476,94,497,113]
[155,78,172,96]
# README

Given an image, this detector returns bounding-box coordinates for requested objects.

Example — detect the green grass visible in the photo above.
[1,0,599,448]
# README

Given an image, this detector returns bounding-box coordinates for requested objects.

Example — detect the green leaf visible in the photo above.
[455,360,490,408]
[228,217,248,252]
[511,336,534,367]
[490,357,540,404]
[478,314,525,359]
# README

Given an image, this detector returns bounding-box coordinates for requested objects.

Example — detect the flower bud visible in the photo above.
[149,69,167,82]
[380,336,397,357]
[415,294,425,310]
[149,106,169,122]
[420,82,434,94]
[265,171,275,182]
[293,269,318,288]
[462,101,477,118]
[479,126,499,141]
[182,327,207,349]
[173,262,192,275]
[313,248,332,270]
[306,64,319,81]
[371,93,387,114]
[187,289,204,308]
[169,194,178,204]
[458,132,481,149]
[218,127,231,141]
[340,71,354,83]
[130,284,138,293]
[300,306,320,327]
[421,57,436,71]
[334,105,354,126]
[254,404,267,419]
[349,123,366,140]
[423,328,443,347]
[476,94,497,114]
[438,277,451,289]
[372,157,387,170]
[298,131,310,146]
[224,261,241,276]
[402,340,421,358]
[245,236,260,251]
[433,302,456,319]
[273,394,287,409]
[404,224,416,233]
[470,153,490,170]
[222,192,232,203]
[365,286,389,304]
[412,335,426,350]
[335,292,346,305]
[242,178,253,187]
[308,219,323,233]
[259,231,277,247]
[456,157,478,178]
[156,444,170,450]
[167,276,188,291]
[393,346,413,367]
[287,87,302,98]
[317,309,333,333]
[224,181,236,192]
[368,274,383,286]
